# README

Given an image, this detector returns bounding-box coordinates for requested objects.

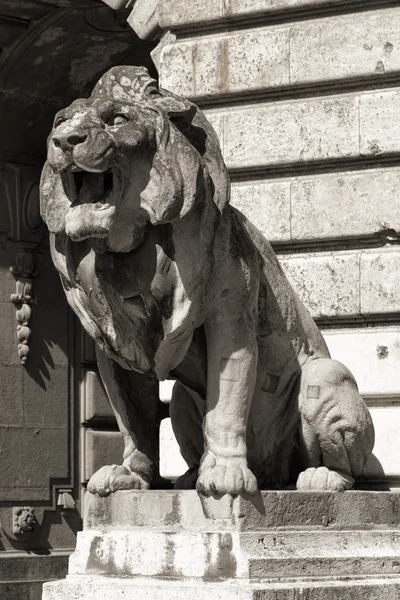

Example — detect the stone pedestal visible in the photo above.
[43,490,400,599]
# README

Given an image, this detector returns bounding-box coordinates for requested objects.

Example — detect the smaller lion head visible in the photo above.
[41,66,229,253]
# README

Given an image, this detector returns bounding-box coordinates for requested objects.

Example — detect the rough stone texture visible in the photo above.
[160,327,400,482]
[160,9,400,99]
[159,398,400,483]
[42,576,400,600]
[41,65,374,500]
[281,248,400,318]
[84,488,400,530]
[280,251,361,318]
[128,0,160,40]
[83,430,123,482]
[289,169,400,241]
[43,490,400,598]
[290,9,400,85]
[0,552,69,600]
[82,369,115,421]
[205,89,400,170]
[159,28,290,98]
[324,328,400,397]
[231,180,291,243]
[231,169,400,245]
[360,90,400,156]
[158,0,356,29]
[207,96,359,169]
[360,249,400,314]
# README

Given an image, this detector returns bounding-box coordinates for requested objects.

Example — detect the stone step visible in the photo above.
[42,574,400,600]
[69,528,400,580]
[248,556,400,579]
[242,530,400,557]
[84,490,400,532]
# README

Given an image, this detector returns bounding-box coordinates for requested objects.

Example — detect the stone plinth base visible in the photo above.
[43,574,400,600]
[43,490,400,599]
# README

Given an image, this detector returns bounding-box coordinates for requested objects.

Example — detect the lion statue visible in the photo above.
[40,66,374,497]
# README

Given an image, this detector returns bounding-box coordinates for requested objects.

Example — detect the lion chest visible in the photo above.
[66,236,201,376]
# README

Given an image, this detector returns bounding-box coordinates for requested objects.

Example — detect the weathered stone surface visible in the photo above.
[41,65,373,503]
[231,180,291,242]
[0,425,68,501]
[42,575,400,600]
[324,328,400,397]
[43,490,400,598]
[159,28,290,98]
[159,397,400,483]
[360,249,400,314]
[160,9,400,99]
[83,430,123,482]
[83,490,400,532]
[206,96,359,169]
[281,248,400,318]
[290,169,400,241]
[158,0,357,29]
[82,370,114,422]
[161,327,400,482]
[360,90,400,156]
[0,365,23,424]
[78,491,400,583]
[290,9,400,85]
[230,169,400,244]
[280,251,360,318]
[127,0,160,40]
[205,89,400,170]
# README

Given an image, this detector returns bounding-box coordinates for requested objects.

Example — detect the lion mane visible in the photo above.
[40,66,230,251]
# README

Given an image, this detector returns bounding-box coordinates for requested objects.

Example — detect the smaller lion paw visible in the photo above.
[87,464,150,497]
[296,467,354,492]
[196,455,258,496]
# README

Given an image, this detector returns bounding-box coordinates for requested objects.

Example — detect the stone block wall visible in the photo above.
[125,0,400,488]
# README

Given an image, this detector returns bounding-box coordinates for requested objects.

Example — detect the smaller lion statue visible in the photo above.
[40,66,374,497]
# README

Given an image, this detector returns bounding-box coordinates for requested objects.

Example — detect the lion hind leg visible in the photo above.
[297,358,374,492]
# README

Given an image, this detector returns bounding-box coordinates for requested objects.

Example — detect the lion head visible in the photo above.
[40,66,230,253]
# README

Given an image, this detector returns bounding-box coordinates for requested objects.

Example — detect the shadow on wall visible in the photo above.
[0,2,156,385]
[357,453,392,491]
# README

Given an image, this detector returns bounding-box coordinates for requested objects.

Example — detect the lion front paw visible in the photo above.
[196,454,258,496]
[87,464,150,497]
[296,467,354,492]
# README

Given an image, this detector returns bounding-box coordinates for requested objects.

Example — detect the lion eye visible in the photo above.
[108,113,129,126]
[54,116,66,128]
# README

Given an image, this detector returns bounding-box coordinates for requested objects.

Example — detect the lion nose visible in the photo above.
[52,132,87,152]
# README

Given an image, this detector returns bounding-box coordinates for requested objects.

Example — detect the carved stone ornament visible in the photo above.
[10,244,36,364]
[0,164,43,364]
[12,506,36,535]
[40,66,375,498]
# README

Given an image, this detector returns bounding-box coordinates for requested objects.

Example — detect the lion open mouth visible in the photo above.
[62,167,118,242]
[62,168,116,212]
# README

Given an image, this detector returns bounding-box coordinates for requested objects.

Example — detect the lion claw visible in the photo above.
[296,466,354,491]
[196,457,258,497]
[87,464,150,496]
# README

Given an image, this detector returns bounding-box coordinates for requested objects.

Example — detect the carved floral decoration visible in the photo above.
[0,163,43,364]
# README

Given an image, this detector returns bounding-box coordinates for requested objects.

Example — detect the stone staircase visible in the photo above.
[43,490,400,599]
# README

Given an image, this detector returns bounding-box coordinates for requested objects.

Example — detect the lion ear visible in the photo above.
[157,89,197,120]
[40,162,69,233]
